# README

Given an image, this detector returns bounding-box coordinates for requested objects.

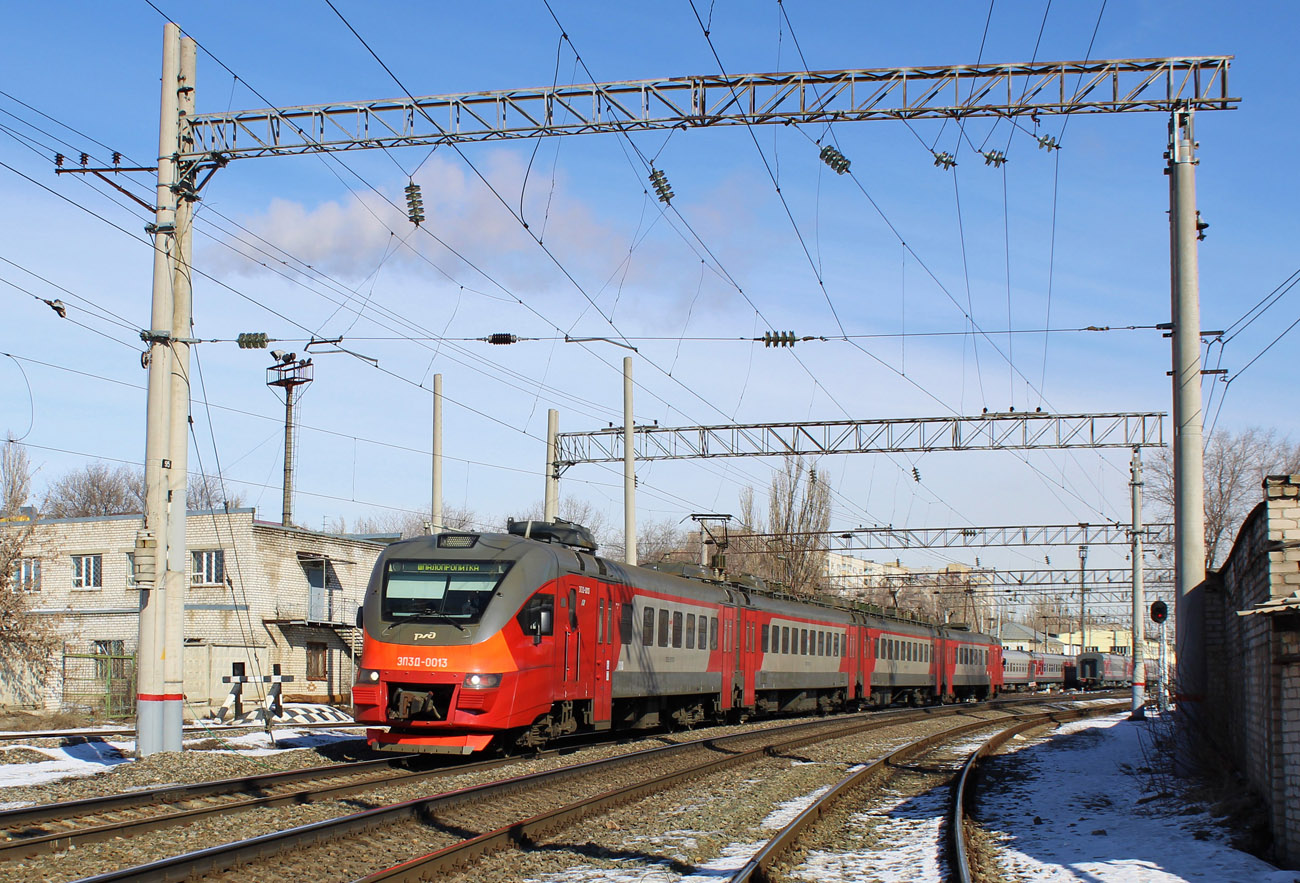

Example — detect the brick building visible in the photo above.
[2,509,390,716]
[1205,474,1300,869]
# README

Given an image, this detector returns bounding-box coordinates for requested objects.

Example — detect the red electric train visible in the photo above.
[352,520,1004,754]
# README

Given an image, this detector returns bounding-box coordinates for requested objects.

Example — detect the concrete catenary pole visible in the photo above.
[544,409,559,522]
[137,22,183,757]
[623,357,636,566]
[1168,104,1207,715]
[160,31,197,752]
[1078,545,1088,654]
[1130,446,1147,719]
[431,373,443,534]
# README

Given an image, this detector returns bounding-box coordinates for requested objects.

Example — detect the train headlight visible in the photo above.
[462,673,502,689]
[356,668,381,684]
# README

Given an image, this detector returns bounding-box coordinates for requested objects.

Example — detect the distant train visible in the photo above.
[1077,650,1160,689]
[352,520,1005,755]
[1001,649,1076,692]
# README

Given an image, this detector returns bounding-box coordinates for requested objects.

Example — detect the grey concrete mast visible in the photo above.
[1130,446,1147,718]
[1168,106,1207,716]
[431,373,443,533]
[137,22,195,756]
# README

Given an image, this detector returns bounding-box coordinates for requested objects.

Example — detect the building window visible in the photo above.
[125,552,136,588]
[307,642,327,680]
[11,557,40,593]
[191,550,225,586]
[72,554,102,589]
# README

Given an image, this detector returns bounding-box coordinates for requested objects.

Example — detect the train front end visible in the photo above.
[352,531,556,754]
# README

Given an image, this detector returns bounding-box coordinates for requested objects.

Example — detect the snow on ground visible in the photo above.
[977,712,1300,883]
[0,739,132,788]
[0,705,363,789]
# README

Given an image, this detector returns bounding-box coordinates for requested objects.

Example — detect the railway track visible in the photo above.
[57,698,1094,883]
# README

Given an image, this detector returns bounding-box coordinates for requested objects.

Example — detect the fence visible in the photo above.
[62,644,136,718]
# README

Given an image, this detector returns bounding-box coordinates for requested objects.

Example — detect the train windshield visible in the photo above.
[382,560,512,625]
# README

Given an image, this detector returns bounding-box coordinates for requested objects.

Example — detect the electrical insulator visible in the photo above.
[111,152,122,167]
[762,331,797,348]
[911,466,921,482]
[79,152,89,166]
[54,153,64,168]
[981,150,1007,167]
[818,144,851,174]
[1036,135,1059,152]
[404,181,425,226]
[486,333,518,345]
[648,167,674,204]
[236,332,269,349]
[932,151,956,170]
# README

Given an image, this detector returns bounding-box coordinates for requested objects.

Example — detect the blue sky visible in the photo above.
[0,1,1295,601]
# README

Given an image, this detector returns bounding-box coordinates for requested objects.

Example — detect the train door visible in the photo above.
[739,604,757,707]
[592,580,615,728]
[559,582,583,701]
[717,597,734,711]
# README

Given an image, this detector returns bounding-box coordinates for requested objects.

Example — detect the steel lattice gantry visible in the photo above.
[882,567,1172,589]
[743,522,1172,549]
[554,412,1163,469]
[179,56,1235,161]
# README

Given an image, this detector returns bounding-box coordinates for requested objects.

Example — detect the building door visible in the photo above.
[305,560,327,622]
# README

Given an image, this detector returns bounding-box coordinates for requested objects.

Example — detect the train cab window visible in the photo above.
[686,614,696,649]
[710,617,719,650]
[620,603,633,644]
[642,607,655,646]
[382,559,512,624]
[672,611,684,648]
[569,589,579,628]
[761,624,770,653]
[516,593,554,637]
[658,609,670,648]
[698,616,707,650]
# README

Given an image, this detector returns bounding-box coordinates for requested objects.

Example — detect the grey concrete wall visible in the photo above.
[1205,474,1300,869]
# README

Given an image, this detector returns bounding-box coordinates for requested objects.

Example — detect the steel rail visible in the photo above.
[949,704,1123,883]
[71,704,990,883]
[736,702,1124,883]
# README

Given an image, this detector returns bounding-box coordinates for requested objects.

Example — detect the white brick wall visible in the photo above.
[1,510,385,714]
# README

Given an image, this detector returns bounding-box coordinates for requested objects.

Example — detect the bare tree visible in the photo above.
[42,462,145,518]
[729,457,832,595]
[1148,427,1300,568]
[2,435,33,517]
[329,504,480,540]
[0,519,63,694]
[603,516,693,564]
[187,474,246,512]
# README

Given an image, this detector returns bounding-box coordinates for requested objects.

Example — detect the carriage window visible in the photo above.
[817,632,825,656]
[672,611,684,648]
[781,626,790,654]
[698,615,708,650]
[621,603,633,645]
[710,617,718,650]
[798,629,806,655]
[597,600,604,644]
[642,607,655,646]
[658,609,670,648]
[686,614,696,649]
[569,589,578,628]
[761,624,770,653]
